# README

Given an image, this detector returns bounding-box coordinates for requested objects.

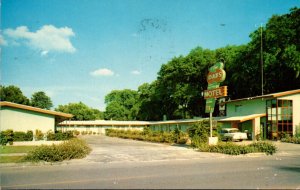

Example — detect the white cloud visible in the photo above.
[131,70,141,75]
[41,50,49,56]
[90,68,114,77]
[0,34,7,45]
[4,25,76,53]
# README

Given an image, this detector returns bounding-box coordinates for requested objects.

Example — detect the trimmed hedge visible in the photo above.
[13,131,33,142]
[24,138,91,162]
[197,141,277,155]
[105,128,188,144]
[0,129,14,145]
[46,131,74,141]
[280,134,300,144]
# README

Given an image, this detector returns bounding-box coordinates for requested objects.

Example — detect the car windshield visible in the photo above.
[230,129,240,133]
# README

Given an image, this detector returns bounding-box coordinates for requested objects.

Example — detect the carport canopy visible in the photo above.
[219,113,266,123]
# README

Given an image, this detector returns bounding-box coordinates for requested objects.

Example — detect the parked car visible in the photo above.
[220,128,248,141]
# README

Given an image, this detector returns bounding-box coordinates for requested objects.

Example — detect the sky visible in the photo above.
[1,0,299,111]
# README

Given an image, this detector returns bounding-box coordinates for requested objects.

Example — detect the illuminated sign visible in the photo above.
[204,86,227,99]
[207,69,226,84]
[205,62,227,113]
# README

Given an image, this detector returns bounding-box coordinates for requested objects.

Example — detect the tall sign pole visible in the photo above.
[204,62,227,145]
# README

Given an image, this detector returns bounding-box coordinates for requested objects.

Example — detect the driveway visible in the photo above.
[75,135,300,164]
[78,135,230,164]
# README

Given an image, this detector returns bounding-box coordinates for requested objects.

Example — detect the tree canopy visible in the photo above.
[31,91,53,110]
[104,7,300,121]
[0,85,30,105]
[55,102,104,121]
[104,89,139,120]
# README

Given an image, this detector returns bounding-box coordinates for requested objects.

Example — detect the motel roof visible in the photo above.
[218,113,266,122]
[59,118,204,126]
[226,89,300,103]
[0,101,73,121]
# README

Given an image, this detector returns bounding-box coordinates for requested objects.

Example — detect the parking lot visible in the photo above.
[79,135,230,164]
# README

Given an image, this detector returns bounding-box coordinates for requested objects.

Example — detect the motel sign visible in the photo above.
[204,62,227,113]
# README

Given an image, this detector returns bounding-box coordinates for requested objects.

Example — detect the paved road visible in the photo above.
[1,135,300,189]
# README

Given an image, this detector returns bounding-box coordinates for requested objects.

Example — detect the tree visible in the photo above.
[137,82,163,121]
[31,91,53,110]
[105,7,300,120]
[55,102,103,120]
[104,89,139,120]
[0,85,30,105]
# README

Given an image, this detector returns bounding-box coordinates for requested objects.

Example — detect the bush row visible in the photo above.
[1,130,33,145]
[196,141,277,155]
[46,130,74,141]
[281,136,300,144]
[24,138,91,162]
[105,128,188,144]
[0,129,75,146]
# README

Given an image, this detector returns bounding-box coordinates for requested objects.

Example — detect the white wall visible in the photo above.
[0,107,55,134]
[227,98,266,117]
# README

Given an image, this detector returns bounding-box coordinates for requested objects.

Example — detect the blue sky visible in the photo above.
[1,0,299,111]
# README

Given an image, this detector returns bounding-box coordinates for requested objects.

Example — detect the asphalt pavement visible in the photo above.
[1,135,300,189]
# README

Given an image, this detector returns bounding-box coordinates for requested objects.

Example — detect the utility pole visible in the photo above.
[260,23,264,95]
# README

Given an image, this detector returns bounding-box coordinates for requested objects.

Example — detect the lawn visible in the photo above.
[0,146,37,163]
[0,146,37,154]
[0,156,25,163]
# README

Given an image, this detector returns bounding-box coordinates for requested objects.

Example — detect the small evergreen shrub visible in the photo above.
[73,130,80,136]
[35,129,44,141]
[187,120,219,146]
[13,131,33,141]
[249,141,277,155]
[46,131,74,141]
[0,129,14,145]
[105,128,188,144]
[196,141,276,155]
[24,138,91,162]
[280,133,300,144]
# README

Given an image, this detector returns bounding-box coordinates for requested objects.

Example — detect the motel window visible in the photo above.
[266,99,293,139]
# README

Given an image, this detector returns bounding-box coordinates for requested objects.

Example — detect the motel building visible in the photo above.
[0,101,73,135]
[59,89,300,141]
[219,89,300,140]
[1,89,299,142]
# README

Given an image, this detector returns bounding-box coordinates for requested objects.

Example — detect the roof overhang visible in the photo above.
[0,101,73,122]
[225,89,300,104]
[58,118,205,126]
[218,113,266,123]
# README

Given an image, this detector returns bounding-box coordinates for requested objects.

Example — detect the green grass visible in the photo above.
[0,156,26,163]
[0,146,37,154]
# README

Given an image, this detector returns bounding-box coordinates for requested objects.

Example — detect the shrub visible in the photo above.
[187,120,218,146]
[0,129,14,146]
[73,130,80,136]
[195,141,277,155]
[13,131,33,141]
[249,142,277,155]
[281,134,300,144]
[46,130,74,141]
[105,128,188,144]
[35,129,44,141]
[24,138,91,162]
